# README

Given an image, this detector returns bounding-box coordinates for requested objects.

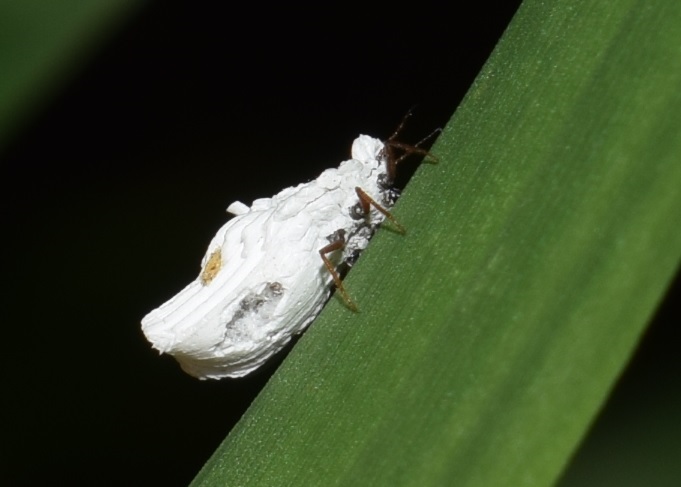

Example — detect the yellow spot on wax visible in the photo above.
[200,249,222,285]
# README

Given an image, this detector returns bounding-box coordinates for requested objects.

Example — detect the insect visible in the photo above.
[141,115,436,379]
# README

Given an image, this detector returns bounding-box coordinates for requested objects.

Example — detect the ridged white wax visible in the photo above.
[142,135,392,379]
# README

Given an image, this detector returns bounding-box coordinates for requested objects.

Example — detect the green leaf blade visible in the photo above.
[193,1,681,485]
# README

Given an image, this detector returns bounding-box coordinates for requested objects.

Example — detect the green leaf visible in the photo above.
[192,1,681,485]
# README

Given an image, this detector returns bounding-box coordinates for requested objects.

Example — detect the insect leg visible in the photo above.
[355,187,406,234]
[383,110,440,182]
[319,239,359,312]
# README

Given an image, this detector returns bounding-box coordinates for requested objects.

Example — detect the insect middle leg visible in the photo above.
[355,187,406,234]
[319,238,358,312]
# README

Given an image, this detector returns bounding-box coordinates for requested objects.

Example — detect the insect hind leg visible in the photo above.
[319,237,359,312]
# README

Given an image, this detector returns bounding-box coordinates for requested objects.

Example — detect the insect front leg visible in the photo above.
[382,109,441,182]
[319,234,359,312]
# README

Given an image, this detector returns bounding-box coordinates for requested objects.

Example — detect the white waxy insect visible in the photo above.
[142,120,434,379]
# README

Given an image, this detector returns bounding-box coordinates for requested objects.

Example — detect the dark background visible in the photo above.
[2,2,678,485]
